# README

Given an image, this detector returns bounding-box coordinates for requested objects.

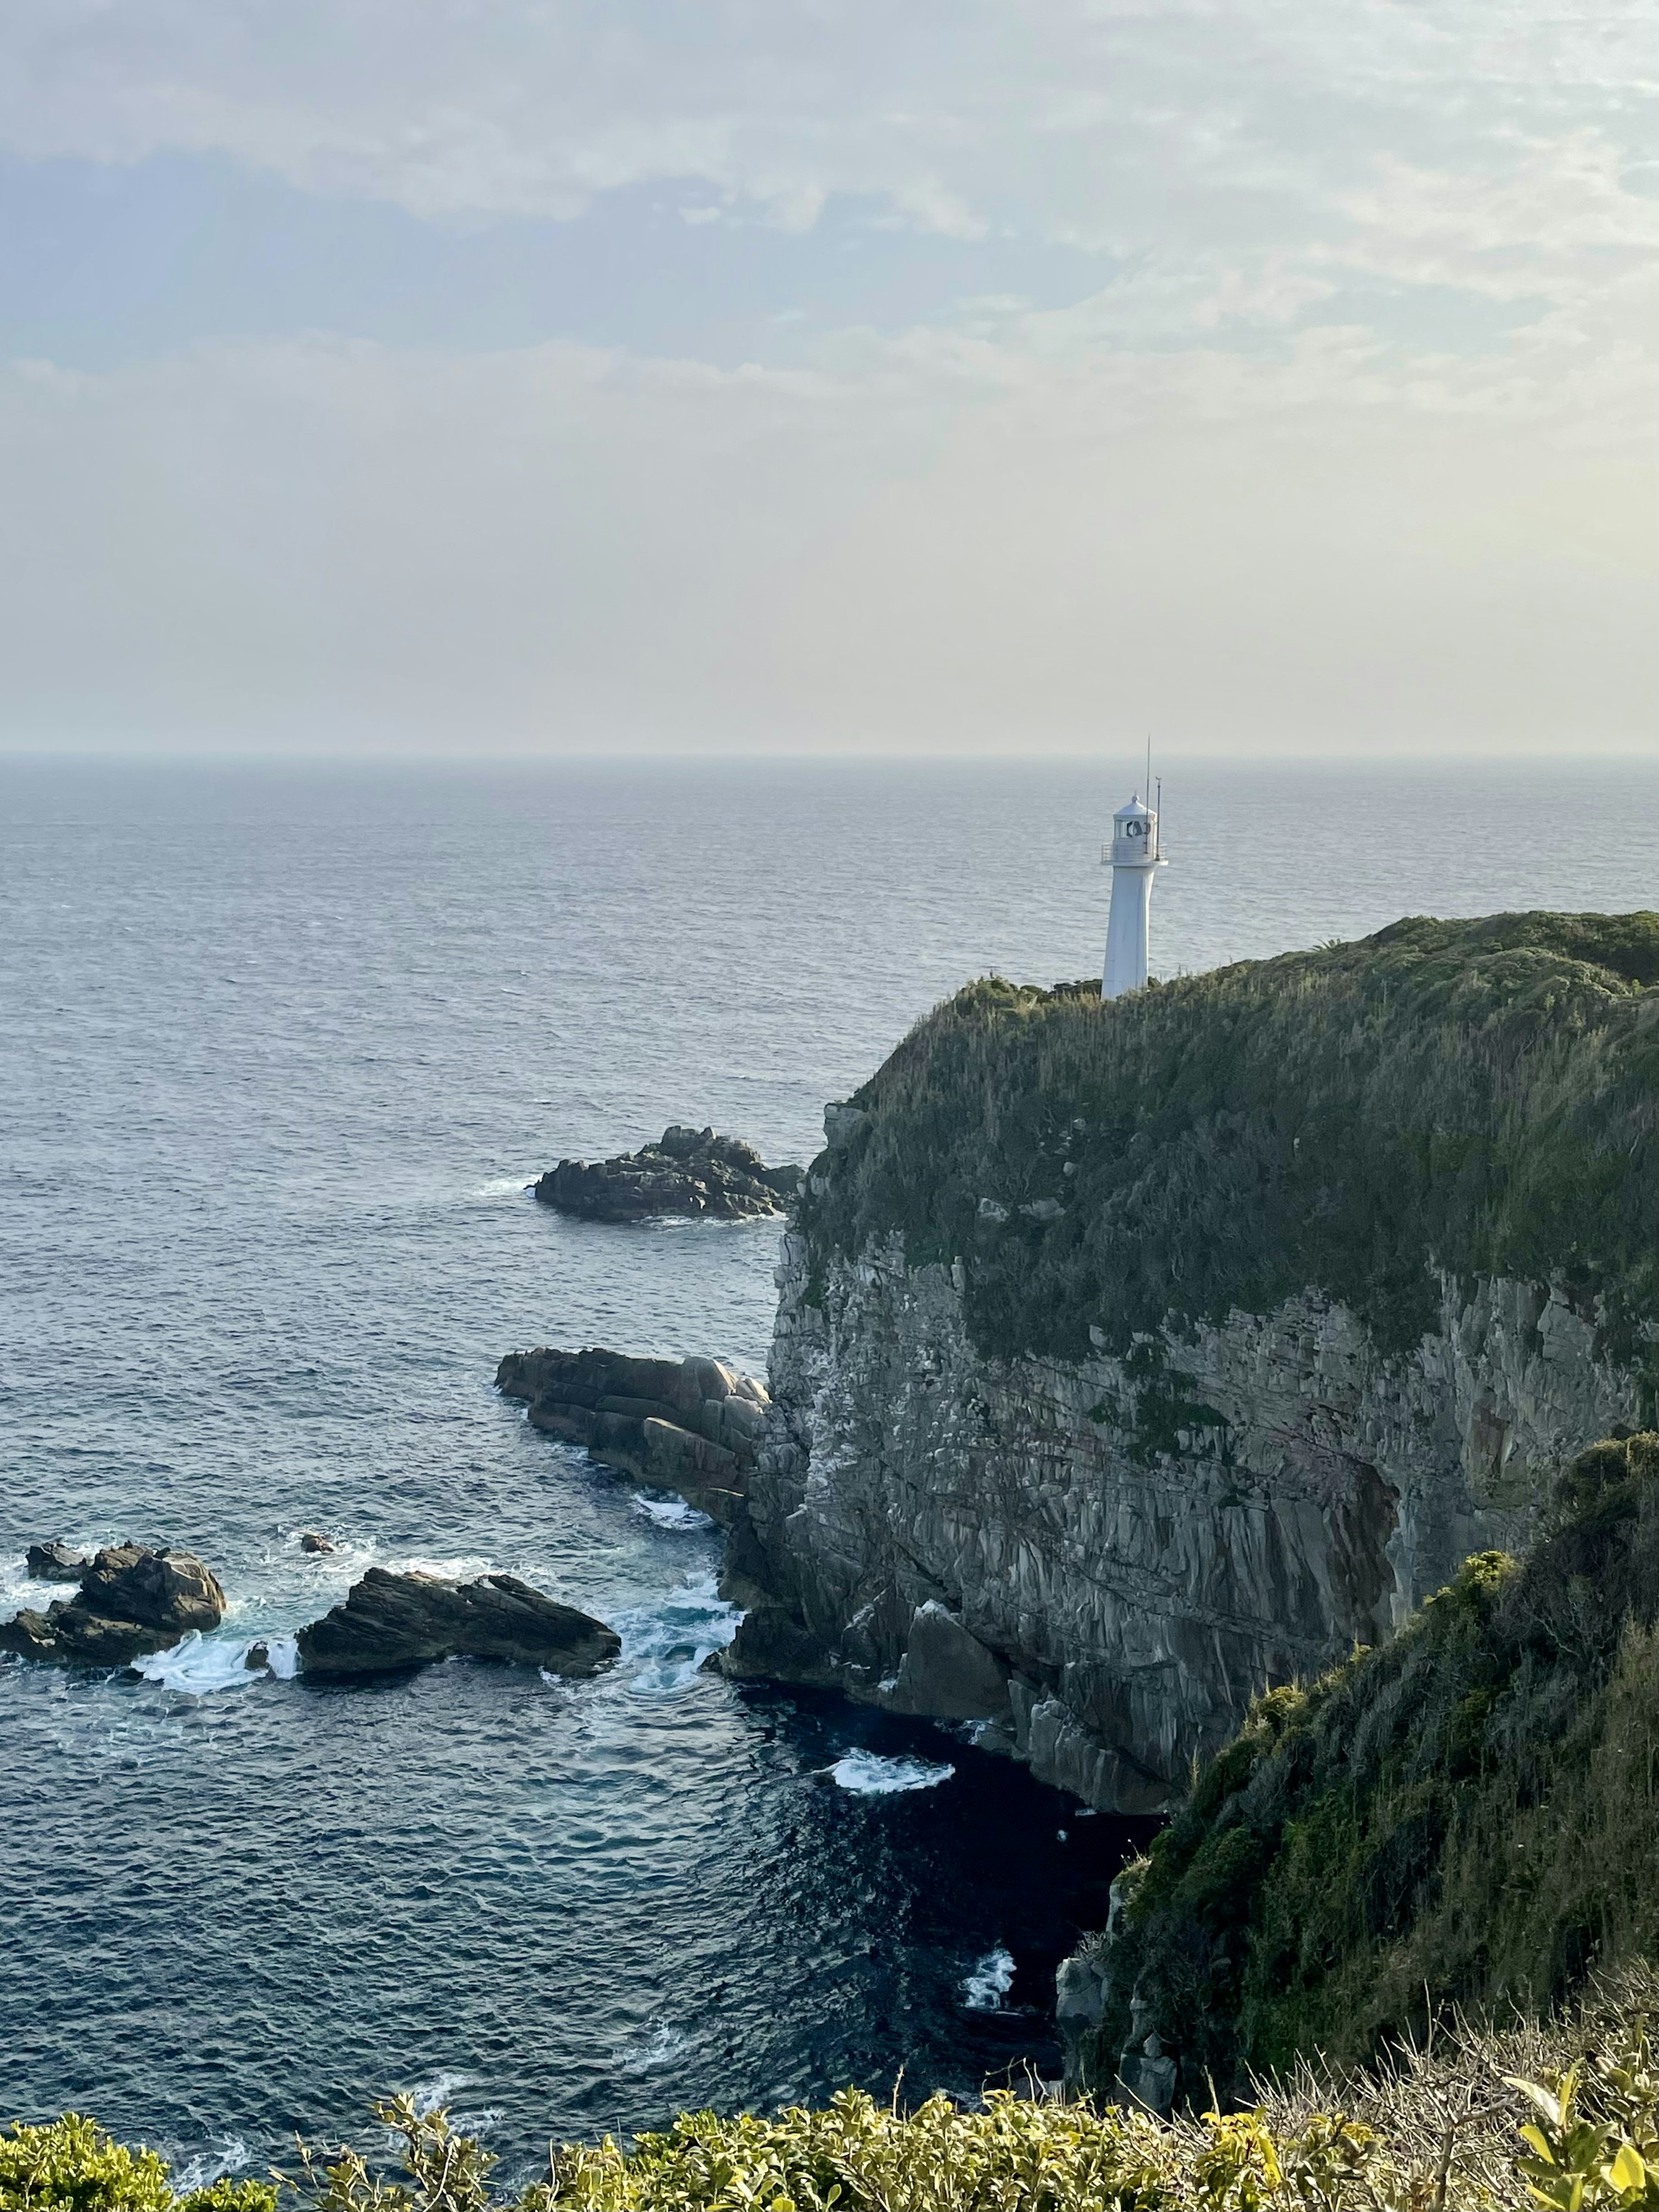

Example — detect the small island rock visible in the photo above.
[296,1567,622,1679]
[297,1531,336,1554]
[495,1346,769,1528]
[25,1541,89,1583]
[534,1125,801,1224]
[0,1543,228,1667]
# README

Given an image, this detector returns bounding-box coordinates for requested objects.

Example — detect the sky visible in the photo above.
[0,0,1653,759]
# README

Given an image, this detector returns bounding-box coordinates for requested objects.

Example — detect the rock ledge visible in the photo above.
[1,1543,227,1666]
[296,1567,621,1678]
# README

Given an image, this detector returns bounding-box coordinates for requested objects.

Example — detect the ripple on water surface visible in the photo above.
[16,762,1631,2166]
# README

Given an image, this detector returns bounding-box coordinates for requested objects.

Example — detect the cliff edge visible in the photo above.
[1058,1430,1658,2106]
[714,911,1656,1811]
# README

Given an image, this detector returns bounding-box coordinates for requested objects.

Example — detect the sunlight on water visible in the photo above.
[1,756,1651,2168]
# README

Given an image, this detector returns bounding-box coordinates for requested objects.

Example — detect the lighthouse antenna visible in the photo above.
[1156,774,1163,860]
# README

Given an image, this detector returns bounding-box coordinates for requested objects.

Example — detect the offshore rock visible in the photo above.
[507,926,1653,1811]
[296,1567,620,1678]
[25,1541,88,1583]
[533,1125,802,1224]
[0,1543,227,1666]
[496,1345,770,1529]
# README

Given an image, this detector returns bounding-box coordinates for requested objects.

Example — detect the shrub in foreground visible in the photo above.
[6,1974,1656,2212]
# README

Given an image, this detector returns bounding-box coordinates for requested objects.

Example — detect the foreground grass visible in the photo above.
[6,1976,1657,2212]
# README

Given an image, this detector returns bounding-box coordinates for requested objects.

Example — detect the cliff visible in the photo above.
[712,912,1656,1811]
[1059,1431,1659,2108]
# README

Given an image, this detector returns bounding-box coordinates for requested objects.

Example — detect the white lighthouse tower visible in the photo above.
[1101,791,1166,999]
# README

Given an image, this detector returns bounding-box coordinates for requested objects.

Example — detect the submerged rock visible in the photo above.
[0,1543,228,1666]
[295,1567,621,1678]
[24,1541,88,1583]
[297,1531,335,1554]
[533,1125,801,1223]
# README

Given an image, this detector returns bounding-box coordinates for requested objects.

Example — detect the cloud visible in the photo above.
[0,317,1649,755]
[0,0,1649,753]
[2,2,1650,283]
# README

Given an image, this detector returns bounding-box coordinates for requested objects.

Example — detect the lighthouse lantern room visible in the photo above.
[1101,791,1167,1000]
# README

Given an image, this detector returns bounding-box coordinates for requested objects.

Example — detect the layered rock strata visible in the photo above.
[716,1224,1642,1813]
[1,1543,227,1665]
[496,1346,770,1530]
[499,1253,1639,1815]
[534,1125,802,1223]
[296,1567,620,1678]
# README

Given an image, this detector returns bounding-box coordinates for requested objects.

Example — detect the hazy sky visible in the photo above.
[1,0,1653,757]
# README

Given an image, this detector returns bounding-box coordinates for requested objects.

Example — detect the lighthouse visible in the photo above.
[1101,792,1166,999]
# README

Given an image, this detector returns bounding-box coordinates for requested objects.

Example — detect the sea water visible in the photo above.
[1,755,1652,2175]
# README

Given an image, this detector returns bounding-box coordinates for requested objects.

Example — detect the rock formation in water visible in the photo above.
[534,1125,802,1223]
[295,1566,621,1678]
[495,1347,770,1529]
[0,1543,227,1665]
[708,914,1655,1811]
[25,1540,88,1583]
[702,913,1656,1812]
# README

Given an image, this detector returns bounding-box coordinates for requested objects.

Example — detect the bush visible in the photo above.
[10,1994,1659,2212]
[0,2117,274,2212]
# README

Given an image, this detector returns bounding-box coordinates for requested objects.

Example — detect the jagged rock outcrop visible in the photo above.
[0,1543,227,1665]
[296,1567,621,1678]
[496,1346,770,1529]
[534,1125,802,1223]
[25,1541,88,1583]
[725,1233,1640,1811]
[702,918,1655,1810]
[506,919,1656,1817]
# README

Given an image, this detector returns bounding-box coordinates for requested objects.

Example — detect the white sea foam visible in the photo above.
[613,2024,688,2073]
[133,1633,266,1696]
[613,1573,741,1691]
[450,2107,505,2139]
[170,2139,250,2190]
[406,2069,480,2116]
[630,1493,714,1532]
[827,1751,955,1794]
[963,1948,1016,2011]
[132,1629,301,1695]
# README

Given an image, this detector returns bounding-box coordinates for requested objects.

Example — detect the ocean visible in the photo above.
[1,753,1652,2178]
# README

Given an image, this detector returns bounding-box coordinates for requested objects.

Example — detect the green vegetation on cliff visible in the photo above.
[800,912,1658,1384]
[11,1988,1659,2212]
[1077,1433,1659,2103]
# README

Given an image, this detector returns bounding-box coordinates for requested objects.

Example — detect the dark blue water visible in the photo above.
[2,755,1652,2179]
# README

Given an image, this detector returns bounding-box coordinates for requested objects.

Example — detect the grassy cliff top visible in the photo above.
[800,911,1659,1375]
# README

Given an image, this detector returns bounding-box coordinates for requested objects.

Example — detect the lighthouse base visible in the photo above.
[1103,864,1156,999]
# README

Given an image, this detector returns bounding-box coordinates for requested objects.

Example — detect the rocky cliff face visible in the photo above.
[718,1219,1641,1812]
